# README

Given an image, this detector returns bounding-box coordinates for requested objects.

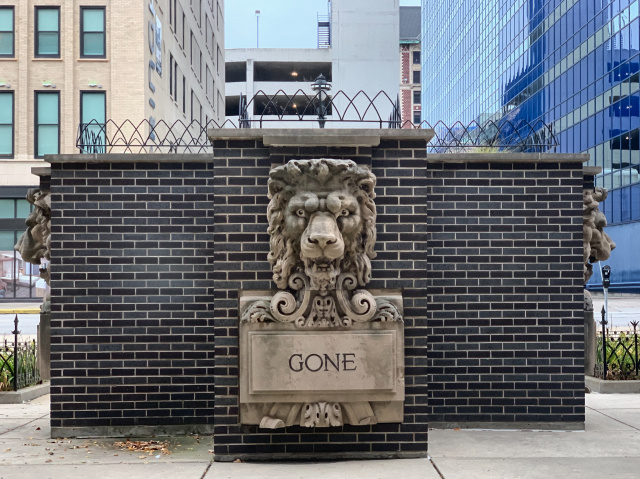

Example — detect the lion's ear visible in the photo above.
[358,178,376,198]
[268,179,285,198]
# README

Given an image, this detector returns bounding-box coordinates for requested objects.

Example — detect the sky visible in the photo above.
[225,0,421,49]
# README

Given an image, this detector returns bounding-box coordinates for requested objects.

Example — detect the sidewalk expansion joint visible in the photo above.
[428,454,446,479]
[587,406,640,431]
[0,412,49,437]
[200,458,214,479]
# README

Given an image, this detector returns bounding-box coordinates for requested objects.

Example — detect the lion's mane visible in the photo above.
[266,159,377,289]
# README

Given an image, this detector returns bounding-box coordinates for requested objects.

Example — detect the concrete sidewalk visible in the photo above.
[0,393,639,478]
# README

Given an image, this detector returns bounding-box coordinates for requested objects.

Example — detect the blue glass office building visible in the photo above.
[422,0,640,290]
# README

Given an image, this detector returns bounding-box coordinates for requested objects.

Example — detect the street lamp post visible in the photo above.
[311,74,332,128]
[255,10,260,48]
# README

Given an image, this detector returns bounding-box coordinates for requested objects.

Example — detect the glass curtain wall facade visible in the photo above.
[423,0,640,290]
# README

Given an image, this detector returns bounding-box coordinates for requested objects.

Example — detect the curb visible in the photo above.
[0,381,50,404]
[585,375,640,393]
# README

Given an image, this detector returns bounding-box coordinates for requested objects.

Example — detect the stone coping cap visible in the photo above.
[583,166,602,175]
[31,167,51,177]
[45,154,211,164]
[425,153,590,164]
[207,128,435,146]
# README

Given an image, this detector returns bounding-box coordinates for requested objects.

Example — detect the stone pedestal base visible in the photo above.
[584,310,596,376]
[38,313,50,381]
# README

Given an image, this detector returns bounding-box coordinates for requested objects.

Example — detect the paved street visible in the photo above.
[0,313,40,336]
[0,393,639,478]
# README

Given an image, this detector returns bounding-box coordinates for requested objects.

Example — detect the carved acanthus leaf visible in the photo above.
[240,300,274,323]
[258,402,376,429]
[373,299,403,322]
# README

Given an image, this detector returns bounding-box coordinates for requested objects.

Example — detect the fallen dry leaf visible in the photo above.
[45,459,52,463]
[233,458,242,463]
[36,427,41,430]
[114,440,171,455]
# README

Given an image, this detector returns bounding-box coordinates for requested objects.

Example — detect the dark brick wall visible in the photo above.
[49,158,215,434]
[46,145,585,445]
[426,159,585,425]
[213,138,429,459]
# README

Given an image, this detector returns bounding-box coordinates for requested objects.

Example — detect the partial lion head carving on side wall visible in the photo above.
[266,159,377,291]
[15,188,51,311]
[15,188,51,266]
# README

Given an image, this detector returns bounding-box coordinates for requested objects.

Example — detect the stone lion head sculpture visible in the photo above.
[15,188,51,266]
[267,159,376,291]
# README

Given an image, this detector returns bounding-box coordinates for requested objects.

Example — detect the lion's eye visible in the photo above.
[340,209,349,216]
[296,209,306,217]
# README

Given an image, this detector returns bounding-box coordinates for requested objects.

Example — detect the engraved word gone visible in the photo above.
[288,353,357,373]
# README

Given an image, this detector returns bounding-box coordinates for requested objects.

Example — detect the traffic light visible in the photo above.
[602,265,611,289]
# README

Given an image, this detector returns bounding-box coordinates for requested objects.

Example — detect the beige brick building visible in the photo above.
[0,0,224,300]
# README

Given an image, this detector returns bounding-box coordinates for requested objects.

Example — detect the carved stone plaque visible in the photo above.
[246,328,401,397]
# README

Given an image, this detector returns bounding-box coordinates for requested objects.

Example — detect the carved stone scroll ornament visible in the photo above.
[583,187,616,311]
[14,189,51,312]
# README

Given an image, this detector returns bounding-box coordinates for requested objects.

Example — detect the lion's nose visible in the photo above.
[308,233,338,248]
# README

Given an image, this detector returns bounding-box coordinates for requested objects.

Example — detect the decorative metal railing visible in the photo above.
[423,118,557,153]
[75,90,558,154]
[76,119,221,154]
[595,321,640,379]
[0,316,40,391]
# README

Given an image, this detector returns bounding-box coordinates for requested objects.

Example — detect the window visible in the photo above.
[80,7,106,58]
[0,92,13,157]
[191,90,194,122]
[413,51,420,64]
[413,111,421,125]
[413,91,421,105]
[80,91,106,153]
[217,90,223,116]
[217,45,221,74]
[0,7,14,57]
[413,70,420,84]
[35,7,60,57]
[174,63,179,104]
[183,77,186,115]
[206,18,213,53]
[169,53,174,99]
[35,92,59,157]
[181,11,185,47]
[206,66,213,106]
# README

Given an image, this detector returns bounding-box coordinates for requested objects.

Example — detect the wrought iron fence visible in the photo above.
[75,90,558,154]
[0,315,40,391]
[76,119,220,154]
[422,119,557,153]
[595,321,640,379]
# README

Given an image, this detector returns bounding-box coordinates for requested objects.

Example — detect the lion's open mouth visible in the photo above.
[309,257,335,274]
[303,257,340,291]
